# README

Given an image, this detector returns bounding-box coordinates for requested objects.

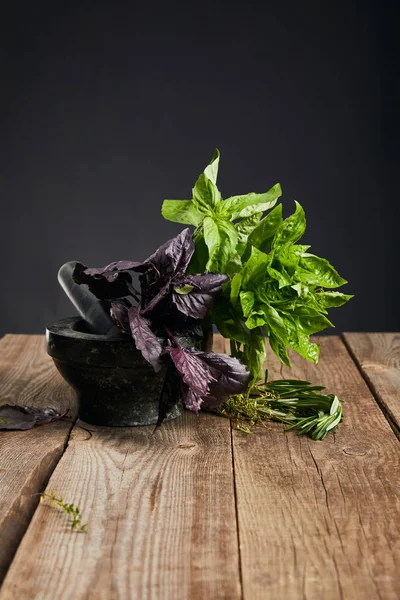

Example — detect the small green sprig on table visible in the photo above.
[40,490,87,532]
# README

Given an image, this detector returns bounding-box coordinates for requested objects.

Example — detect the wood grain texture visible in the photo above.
[0,335,76,583]
[343,332,400,430]
[0,413,240,600]
[229,336,400,600]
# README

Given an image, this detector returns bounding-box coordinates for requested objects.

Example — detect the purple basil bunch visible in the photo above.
[74,228,250,425]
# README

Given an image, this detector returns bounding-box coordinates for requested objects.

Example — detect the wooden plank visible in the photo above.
[343,332,400,431]
[230,336,400,600]
[0,335,76,583]
[0,385,241,596]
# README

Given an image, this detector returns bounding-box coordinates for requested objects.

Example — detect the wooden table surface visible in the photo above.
[0,333,399,599]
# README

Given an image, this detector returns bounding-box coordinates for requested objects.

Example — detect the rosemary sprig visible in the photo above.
[216,377,343,440]
[40,490,87,532]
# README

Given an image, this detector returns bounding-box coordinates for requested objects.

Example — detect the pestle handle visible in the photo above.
[58,261,122,336]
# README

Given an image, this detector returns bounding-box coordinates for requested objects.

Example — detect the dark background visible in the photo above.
[1,1,398,336]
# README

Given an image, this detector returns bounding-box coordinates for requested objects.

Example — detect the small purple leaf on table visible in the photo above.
[0,405,67,430]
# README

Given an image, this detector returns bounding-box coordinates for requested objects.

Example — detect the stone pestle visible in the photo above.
[58,261,123,336]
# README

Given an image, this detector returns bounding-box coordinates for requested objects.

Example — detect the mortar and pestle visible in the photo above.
[46,262,210,427]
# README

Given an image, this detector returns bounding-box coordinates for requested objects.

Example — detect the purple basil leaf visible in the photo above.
[146,228,194,276]
[128,306,163,372]
[21,406,67,424]
[163,343,214,397]
[183,388,203,414]
[140,281,172,314]
[0,405,66,430]
[196,352,251,408]
[84,260,151,275]
[155,362,183,429]
[172,273,228,318]
[73,263,133,300]
[110,301,130,333]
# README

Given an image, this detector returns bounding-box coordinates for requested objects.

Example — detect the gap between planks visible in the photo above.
[342,332,400,440]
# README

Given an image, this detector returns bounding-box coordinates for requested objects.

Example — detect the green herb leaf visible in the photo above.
[267,265,292,288]
[269,334,291,367]
[247,204,283,252]
[260,304,288,343]
[290,306,334,334]
[245,313,267,329]
[315,291,354,308]
[243,329,266,382]
[193,175,221,211]
[203,217,238,272]
[273,201,306,247]
[297,254,347,288]
[275,243,310,268]
[203,148,220,184]
[161,199,203,226]
[235,212,263,256]
[230,273,243,306]
[173,284,195,295]
[241,247,270,289]
[219,183,282,220]
[239,291,255,318]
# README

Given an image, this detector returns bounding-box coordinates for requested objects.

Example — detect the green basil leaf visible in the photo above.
[192,150,222,211]
[240,291,255,318]
[267,265,292,289]
[269,334,291,367]
[260,304,288,343]
[241,247,270,289]
[226,252,243,277]
[275,243,310,268]
[282,314,320,363]
[173,284,194,295]
[291,282,309,298]
[247,204,283,252]
[245,313,266,329]
[193,174,221,211]
[210,300,248,345]
[273,201,306,247]
[219,183,282,220]
[315,291,354,308]
[214,318,248,345]
[230,273,243,306]
[243,329,266,382]
[290,306,333,335]
[235,212,263,256]
[187,232,209,274]
[203,148,220,184]
[161,199,204,226]
[297,254,347,288]
[203,217,238,272]
[294,334,320,363]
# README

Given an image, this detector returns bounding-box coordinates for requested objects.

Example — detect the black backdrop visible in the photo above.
[1,1,398,335]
